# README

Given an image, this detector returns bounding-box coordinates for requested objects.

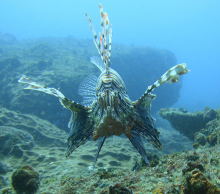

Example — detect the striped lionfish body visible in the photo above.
[18,4,190,167]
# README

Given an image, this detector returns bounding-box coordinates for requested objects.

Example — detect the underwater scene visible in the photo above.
[0,1,220,194]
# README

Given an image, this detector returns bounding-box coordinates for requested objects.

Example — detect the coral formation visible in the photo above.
[109,183,133,194]
[0,105,218,193]
[181,170,220,194]
[0,126,34,157]
[0,107,67,147]
[159,107,217,141]
[11,165,39,194]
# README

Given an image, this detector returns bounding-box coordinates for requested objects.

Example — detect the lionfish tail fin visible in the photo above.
[85,3,112,70]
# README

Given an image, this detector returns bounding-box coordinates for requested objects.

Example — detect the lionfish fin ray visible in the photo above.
[65,126,93,157]
[18,75,86,112]
[93,136,106,168]
[129,131,149,164]
[90,56,105,72]
[135,63,190,106]
[86,4,112,70]
[78,75,97,106]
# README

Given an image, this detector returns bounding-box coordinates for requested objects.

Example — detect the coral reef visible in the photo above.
[0,126,34,158]
[11,165,39,194]
[0,106,193,192]
[2,33,216,194]
[0,32,17,43]
[0,107,67,147]
[159,107,217,141]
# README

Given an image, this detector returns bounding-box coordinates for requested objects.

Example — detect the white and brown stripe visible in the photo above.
[85,3,112,71]
[135,63,190,105]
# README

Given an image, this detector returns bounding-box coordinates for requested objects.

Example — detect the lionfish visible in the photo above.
[18,4,189,167]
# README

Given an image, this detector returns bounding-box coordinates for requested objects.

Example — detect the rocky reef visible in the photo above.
[0,107,67,148]
[0,32,17,43]
[19,145,220,193]
[159,107,220,150]
[0,33,182,131]
[181,170,220,194]
[0,107,217,193]
[0,106,68,191]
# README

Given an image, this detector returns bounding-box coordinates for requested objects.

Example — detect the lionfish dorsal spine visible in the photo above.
[85,3,112,71]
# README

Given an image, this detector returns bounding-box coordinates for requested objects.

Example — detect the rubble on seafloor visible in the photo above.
[2,144,218,194]
[159,107,220,150]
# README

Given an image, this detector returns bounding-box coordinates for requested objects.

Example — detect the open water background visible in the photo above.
[0,0,220,111]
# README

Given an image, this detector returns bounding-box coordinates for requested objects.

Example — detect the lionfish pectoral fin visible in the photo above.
[134,92,156,108]
[78,75,98,106]
[93,136,107,168]
[60,98,86,112]
[135,63,190,105]
[65,126,94,158]
[18,75,86,112]
[129,130,149,165]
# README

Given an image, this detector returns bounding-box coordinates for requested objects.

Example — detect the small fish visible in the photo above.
[18,4,189,167]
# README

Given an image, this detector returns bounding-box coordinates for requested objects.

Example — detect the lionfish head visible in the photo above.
[90,68,134,140]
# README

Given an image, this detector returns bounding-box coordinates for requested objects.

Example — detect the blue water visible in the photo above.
[1,0,220,111]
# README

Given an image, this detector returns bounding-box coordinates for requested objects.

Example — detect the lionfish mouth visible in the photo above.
[98,89,119,111]
[92,88,135,141]
[93,108,129,141]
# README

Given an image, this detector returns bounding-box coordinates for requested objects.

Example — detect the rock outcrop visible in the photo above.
[159,107,220,149]
[0,107,67,148]
[159,107,217,141]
